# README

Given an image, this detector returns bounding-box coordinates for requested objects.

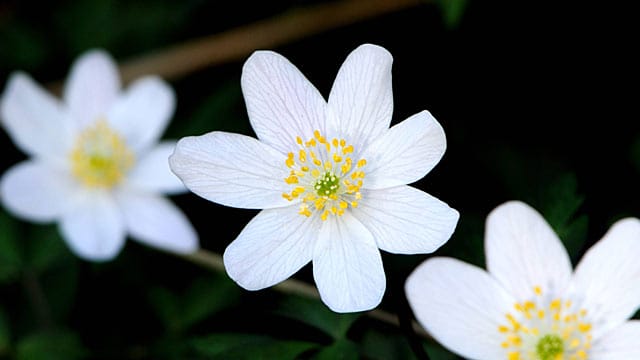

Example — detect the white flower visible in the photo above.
[0,49,198,261]
[170,44,459,312]
[406,201,640,360]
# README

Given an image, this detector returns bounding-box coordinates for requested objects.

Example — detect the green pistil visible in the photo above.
[314,171,340,196]
[536,334,564,360]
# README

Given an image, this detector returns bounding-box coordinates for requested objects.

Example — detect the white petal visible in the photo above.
[169,132,291,209]
[327,44,393,150]
[108,76,175,152]
[353,186,458,254]
[485,201,572,301]
[405,257,515,360]
[312,212,385,313]
[115,190,198,254]
[127,141,185,194]
[1,161,76,222]
[223,206,320,290]
[590,320,640,359]
[241,50,327,154]
[59,190,126,261]
[1,72,75,161]
[569,218,640,338]
[360,110,447,189]
[64,50,120,127]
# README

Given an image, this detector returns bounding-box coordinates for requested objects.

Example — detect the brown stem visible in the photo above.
[118,0,421,82]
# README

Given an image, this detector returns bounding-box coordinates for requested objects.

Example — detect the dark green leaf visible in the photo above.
[274,295,360,340]
[539,173,587,261]
[423,342,459,360]
[16,330,87,360]
[312,339,359,360]
[435,0,468,29]
[190,333,317,360]
[150,273,241,333]
[0,210,22,283]
[360,329,419,360]
[25,225,70,273]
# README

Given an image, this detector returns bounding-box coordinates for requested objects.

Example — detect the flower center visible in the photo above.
[499,286,592,360]
[281,130,366,220]
[536,334,564,360]
[70,120,134,188]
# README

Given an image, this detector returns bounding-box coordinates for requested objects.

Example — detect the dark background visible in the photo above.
[1,1,638,359]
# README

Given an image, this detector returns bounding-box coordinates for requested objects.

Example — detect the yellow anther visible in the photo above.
[286,153,295,168]
[340,139,346,147]
[357,159,367,167]
[333,153,343,163]
[296,136,303,145]
[285,175,299,184]
[538,310,545,319]
[299,150,307,162]
[332,138,339,147]
[342,145,354,154]
[534,286,542,296]
[578,323,591,333]
[299,204,311,217]
[339,201,348,209]
[508,352,521,360]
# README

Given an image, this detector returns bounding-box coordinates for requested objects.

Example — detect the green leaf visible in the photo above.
[273,295,360,340]
[190,333,317,360]
[423,342,459,360]
[167,80,246,139]
[24,225,71,273]
[150,273,242,333]
[312,339,359,360]
[16,330,87,360]
[0,210,22,283]
[539,173,587,261]
[0,20,48,71]
[435,0,468,29]
[360,329,419,360]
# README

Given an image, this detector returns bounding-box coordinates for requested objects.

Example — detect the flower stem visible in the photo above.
[48,0,422,92]
[181,249,433,341]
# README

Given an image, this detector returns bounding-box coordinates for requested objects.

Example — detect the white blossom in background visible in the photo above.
[170,44,459,312]
[406,201,640,360]
[0,49,198,261]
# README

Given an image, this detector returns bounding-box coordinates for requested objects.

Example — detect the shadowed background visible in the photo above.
[0,1,638,359]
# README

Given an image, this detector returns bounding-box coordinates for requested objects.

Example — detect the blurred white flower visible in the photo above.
[170,44,459,312]
[0,49,198,261]
[406,201,640,359]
